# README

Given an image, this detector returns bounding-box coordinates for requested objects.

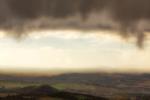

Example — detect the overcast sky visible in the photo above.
[0,30,150,75]
[0,0,150,75]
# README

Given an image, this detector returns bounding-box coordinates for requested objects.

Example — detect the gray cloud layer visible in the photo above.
[0,0,150,47]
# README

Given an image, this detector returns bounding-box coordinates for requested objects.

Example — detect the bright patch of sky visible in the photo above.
[0,30,150,74]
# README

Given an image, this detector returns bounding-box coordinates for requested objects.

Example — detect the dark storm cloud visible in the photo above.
[0,0,150,47]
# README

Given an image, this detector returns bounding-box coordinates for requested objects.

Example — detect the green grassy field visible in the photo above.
[0,81,97,91]
[52,83,95,90]
[0,80,40,89]
[0,73,150,100]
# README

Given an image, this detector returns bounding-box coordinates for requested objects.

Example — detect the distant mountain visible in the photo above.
[0,73,150,85]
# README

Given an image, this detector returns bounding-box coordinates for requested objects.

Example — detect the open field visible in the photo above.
[0,73,150,100]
